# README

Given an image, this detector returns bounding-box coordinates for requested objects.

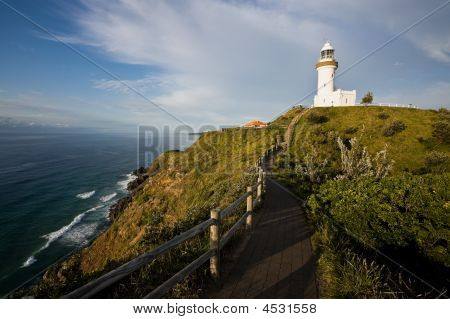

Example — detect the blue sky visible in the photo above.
[0,0,449,130]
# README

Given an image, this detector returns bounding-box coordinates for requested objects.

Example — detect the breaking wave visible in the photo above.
[21,256,37,268]
[76,190,96,199]
[100,192,117,203]
[21,205,103,268]
[117,173,137,191]
[61,223,99,246]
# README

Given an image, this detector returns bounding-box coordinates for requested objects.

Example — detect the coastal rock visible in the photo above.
[128,167,149,193]
[109,167,149,221]
[109,195,132,221]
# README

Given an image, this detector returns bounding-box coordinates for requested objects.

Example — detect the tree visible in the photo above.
[361,91,373,105]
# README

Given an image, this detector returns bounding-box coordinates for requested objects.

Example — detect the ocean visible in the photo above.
[0,126,196,296]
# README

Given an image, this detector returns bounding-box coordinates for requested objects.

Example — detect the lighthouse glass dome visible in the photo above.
[321,49,334,60]
[320,41,335,60]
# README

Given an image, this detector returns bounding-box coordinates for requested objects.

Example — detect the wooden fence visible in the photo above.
[63,144,280,299]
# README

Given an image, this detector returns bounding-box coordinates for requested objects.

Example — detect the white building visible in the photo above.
[313,41,356,107]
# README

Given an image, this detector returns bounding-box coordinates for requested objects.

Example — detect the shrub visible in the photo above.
[361,91,374,104]
[344,127,358,134]
[307,113,329,124]
[417,136,426,143]
[425,151,449,173]
[432,120,450,144]
[377,112,389,120]
[332,252,386,298]
[438,107,449,115]
[336,137,393,180]
[383,120,406,137]
[313,127,329,144]
[308,173,450,267]
[295,147,329,184]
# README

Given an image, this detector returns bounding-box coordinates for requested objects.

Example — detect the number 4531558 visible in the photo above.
[262,304,316,314]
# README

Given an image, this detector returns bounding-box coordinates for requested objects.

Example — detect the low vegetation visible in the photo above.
[307,113,329,124]
[16,105,449,299]
[18,116,297,298]
[383,120,406,137]
[274,106,450,298]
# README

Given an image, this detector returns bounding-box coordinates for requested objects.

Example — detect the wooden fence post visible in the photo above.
[263,171,266,192]
[257,176,262,205]
[210,208,220,280]
[246,186,253,229]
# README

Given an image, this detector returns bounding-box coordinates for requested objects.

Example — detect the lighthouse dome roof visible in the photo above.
[321,41,334,51]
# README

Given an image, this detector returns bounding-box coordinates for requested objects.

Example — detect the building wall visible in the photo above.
[314,89,356,107]
[317,65,336,96]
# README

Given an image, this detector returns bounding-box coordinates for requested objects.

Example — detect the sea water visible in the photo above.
[0,126,196,296]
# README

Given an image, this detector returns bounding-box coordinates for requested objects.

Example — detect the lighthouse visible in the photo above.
[313,41,356,107]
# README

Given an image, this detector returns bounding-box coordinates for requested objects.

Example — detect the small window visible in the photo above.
[346,98,348,103]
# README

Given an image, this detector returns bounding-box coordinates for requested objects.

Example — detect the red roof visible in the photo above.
[243,120,268,128]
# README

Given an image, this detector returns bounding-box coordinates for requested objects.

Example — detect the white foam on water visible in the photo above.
[20,205,104,268]
[117,173,137,191]
[21,256,37,268]
[76,190,96,199]
[100,192,117,203]
[61,223,99,246]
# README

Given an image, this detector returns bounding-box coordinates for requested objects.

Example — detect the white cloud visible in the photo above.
[62,0,338,124]
[408,33,450,63]
[258,0,450,63]
[93,76,175,95]
[36,0,448,126]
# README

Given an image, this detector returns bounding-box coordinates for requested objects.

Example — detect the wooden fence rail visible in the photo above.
[63,143,279,299]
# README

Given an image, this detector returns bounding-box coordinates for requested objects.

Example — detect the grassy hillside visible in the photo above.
[289,106,448,174]
[273,106,450,298]
[18,105,448,299]
[22,118,296,298]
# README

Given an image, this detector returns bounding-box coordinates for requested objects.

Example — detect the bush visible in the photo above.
[307,113,329,124]
[336,137,393,180]
[344,127,358,134]
[383,120,406,137]
[308,173,450,267]
[377,112,389,120]
[295,147,329,184]
[361,91,374,104]
[438,107,449,115]
[313,127,329,144]
[425,151,449,173]
[432,121,450,144]
[417,136,426,143]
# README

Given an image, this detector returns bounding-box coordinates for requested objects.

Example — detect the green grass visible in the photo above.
[290,106,446,174]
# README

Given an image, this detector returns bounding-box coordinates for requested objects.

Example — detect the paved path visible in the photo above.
[210,173,318,298]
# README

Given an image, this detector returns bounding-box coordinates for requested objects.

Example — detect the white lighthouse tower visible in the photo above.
[313,41,356,107]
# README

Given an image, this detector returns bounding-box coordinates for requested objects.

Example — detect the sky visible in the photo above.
[0,0,449,131]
